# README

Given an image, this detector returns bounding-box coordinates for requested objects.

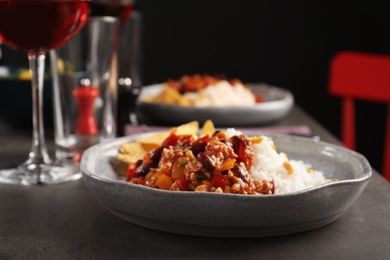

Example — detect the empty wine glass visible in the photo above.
[0,0,91,185]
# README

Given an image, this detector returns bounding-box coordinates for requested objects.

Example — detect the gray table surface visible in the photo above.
[1,106,389,259]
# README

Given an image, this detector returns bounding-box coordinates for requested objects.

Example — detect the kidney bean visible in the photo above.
[231,163,250,183]
[150,146,164,162]
[191,135,210,156]
[136,161,158,177]
[135,159,143,167]
[197,152,215,171]
[191,142,207,156]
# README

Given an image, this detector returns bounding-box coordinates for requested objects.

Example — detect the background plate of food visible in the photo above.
[135,74,294,127]
[81,121,371,238]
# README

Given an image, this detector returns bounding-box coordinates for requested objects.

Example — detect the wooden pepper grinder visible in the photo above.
[73,86,100,135]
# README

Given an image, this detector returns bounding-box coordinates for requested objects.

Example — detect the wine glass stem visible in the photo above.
[25,52,51,167]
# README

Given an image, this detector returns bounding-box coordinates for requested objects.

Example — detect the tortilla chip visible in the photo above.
[172,121,199,136]
[164,86,190,106]
[116,152,140,165]
[139,142,160,151]
[200,120,215,136]
[145,85,191,106]
[138,131,170,148]
[117,132,172,166]
[120,142,147,155]
[117,142,147,165]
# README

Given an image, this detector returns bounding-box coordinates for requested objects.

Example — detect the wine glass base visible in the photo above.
[0,162,81,185]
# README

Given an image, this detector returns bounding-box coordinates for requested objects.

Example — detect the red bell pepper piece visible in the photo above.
[175,179,190,191]
[136,177,146,185]
[212,175,226,189]
[178,135,193,145]
[197,134,210,143]
[162,133,179,147]
[255,95,264,103]
[127,163,137,181]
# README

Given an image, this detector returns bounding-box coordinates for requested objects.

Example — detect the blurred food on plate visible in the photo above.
[141,74,264,107]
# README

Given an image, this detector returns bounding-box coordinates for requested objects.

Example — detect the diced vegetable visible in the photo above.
[196,172,207,180]
[156,174,173,190]
[171,160,185,180]
[175,179,189,191]
[185,150,196,161]
[136,177,146,185]
[153,172,163,179]
[127,163,137,181]
[197,135,210,143]
[178,157,188,167]
[219,159,236,173]
[212,175,226,189]
[162,134,179,147]
[145,171,154,181]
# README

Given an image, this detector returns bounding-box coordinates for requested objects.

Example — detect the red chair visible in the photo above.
[328,51,390,181]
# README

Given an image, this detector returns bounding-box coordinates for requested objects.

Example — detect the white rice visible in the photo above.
[225,129,329,194]
[250,136,329,194]
[183,80,256,107]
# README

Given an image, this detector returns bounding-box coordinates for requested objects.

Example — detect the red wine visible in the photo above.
[90,1,133,25]
[0,0,90,52]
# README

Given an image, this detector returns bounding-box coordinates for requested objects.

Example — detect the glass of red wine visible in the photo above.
[0,0,91,185]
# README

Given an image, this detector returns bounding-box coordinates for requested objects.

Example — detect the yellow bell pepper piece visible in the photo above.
[156,174,173,190]
[219,159,236,172]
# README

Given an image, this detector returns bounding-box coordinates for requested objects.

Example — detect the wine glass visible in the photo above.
[89,0,141,135]
[0,0,91,185]
[90,0,134,25]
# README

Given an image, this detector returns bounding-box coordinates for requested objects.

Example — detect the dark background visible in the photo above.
[1,0,389,174]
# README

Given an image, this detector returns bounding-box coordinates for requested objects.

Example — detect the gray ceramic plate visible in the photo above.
[135,83,294,127]
[81,133,371,238]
